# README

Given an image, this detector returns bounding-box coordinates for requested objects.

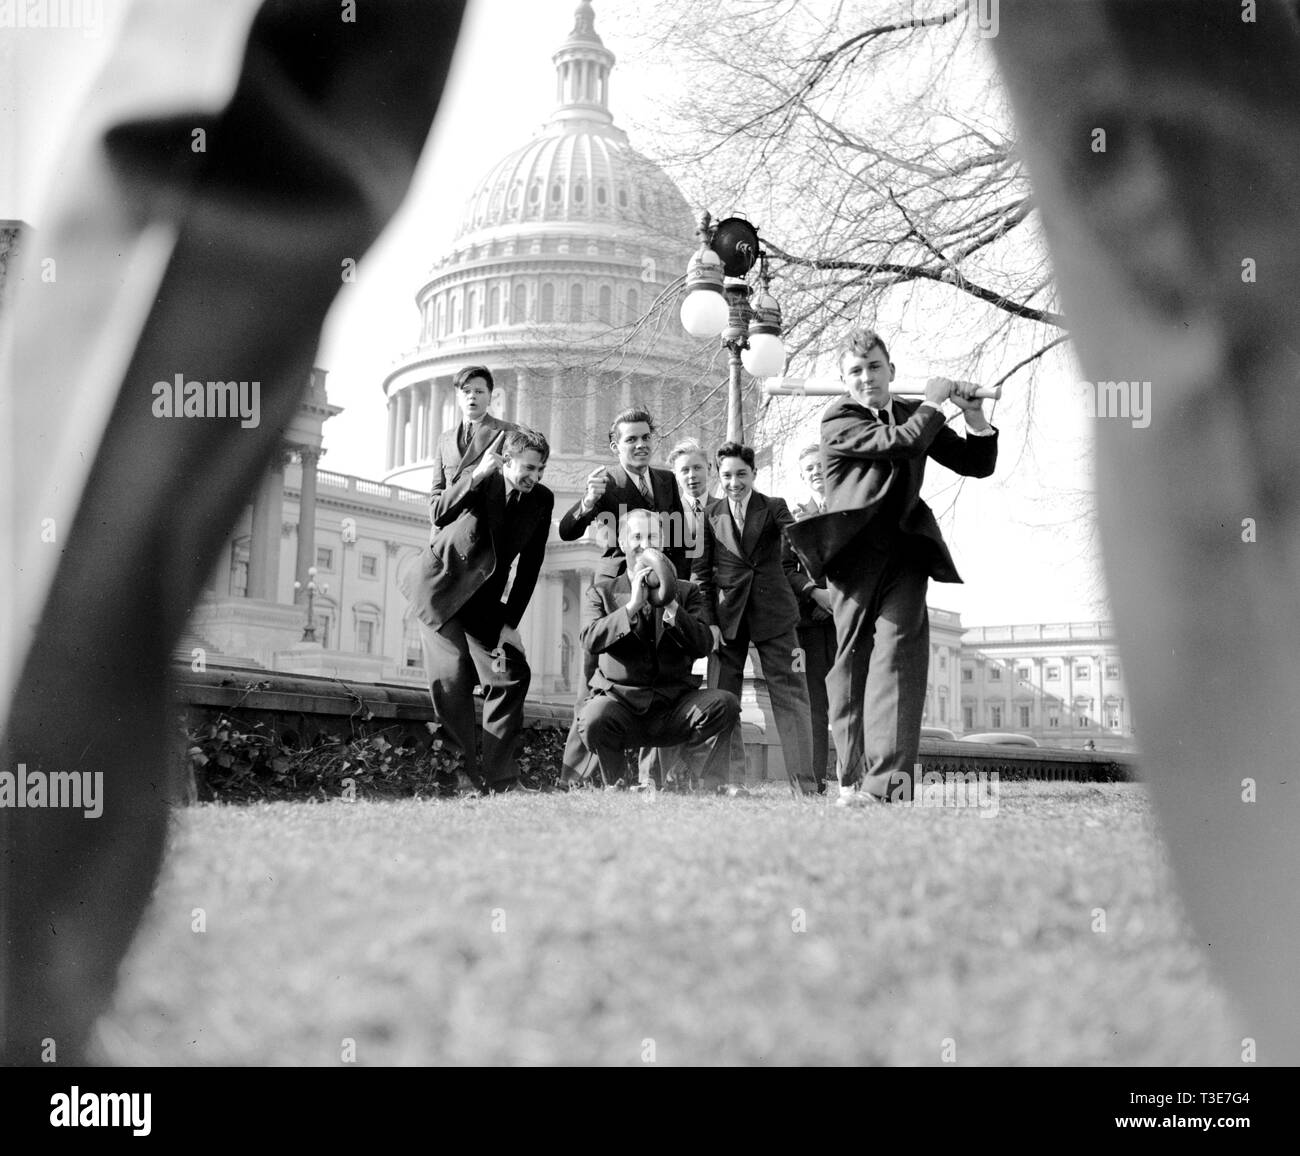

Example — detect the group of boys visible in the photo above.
[399,328,998,804]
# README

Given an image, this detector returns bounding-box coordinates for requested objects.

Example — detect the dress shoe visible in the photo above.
[834,784,883,808]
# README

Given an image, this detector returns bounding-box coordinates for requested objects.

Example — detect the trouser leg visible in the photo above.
[464,628,529,785]
[709,626,750,784]
[754,630,815,793]
[861,566,929,801]
[656,689,741,790]
[419,616,483,783]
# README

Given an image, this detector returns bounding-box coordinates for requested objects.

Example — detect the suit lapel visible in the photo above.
[465,417,502,470]
[709,500,741,557]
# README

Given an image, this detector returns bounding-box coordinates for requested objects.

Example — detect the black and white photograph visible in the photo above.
[1,0,1292,1134]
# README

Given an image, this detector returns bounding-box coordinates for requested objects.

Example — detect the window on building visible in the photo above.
[356,620,375,655]
[938,651,948,671]
[466,289,477,330]
[573,182,585,204]
[435,299,445,338]
[598,285,612,324]
[569,283,584,322]
[625,287,639,324]
[1076,713,1091,728]
[989,666,1001,681]
[550,182,563,204]
[939,694,948,723]
[1017,666,1031,681]
[990,705,1003,728]
[1048,713,1060,728]
[1046,666,1061,681]
[1105,661,1120,680]
[315,610,333,650]
[539,282,555,323]
[962,667,973,682]
[963,706,974,731]
[511,283,527,324]
[1105,703,1121,729]
[230,539,249,598]
[487,286,500,326]
[618,188,628,208]
[360,554,378,578]
[559,634,573,692]
[1018,705,1031,729]
[1075,663,1091,680]
[316,547,334,571]
[596,183,607,206]
[404,621,422,669]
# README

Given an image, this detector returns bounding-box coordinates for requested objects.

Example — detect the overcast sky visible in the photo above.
[1,0,1109,626]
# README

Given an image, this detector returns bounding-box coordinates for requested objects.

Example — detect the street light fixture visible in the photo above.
[293,565,328,643]
[678,210,786,442]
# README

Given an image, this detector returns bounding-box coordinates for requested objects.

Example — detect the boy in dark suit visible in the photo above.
[693,442,816,796]
[400,427,554,794]
[787,444,837,793]
[578,508,739,790]
[428,365,520,508]
[558,408,686,784]
[812,328,997,806]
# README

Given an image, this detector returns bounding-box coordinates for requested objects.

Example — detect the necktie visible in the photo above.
[877,406,892,427]
[460,421,475,453]
[505,490,518,514]
[634,472,652,502]
[731,501,745,536]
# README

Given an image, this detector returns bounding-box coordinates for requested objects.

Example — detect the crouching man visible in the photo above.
[578,508,739,791]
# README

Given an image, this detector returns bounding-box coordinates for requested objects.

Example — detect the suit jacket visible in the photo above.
[788,496,834,628]
[581,575,713,713]
[692,491,801,643]
[557,463,686,580]
[785,396,998,583]
[400,468,553,632]
[428,413,520,519]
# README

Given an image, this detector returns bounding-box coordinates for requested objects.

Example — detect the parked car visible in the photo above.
[920,726,957,741]
[960,732,1040,748]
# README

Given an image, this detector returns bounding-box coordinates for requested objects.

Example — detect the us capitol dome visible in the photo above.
[381,0,721,499]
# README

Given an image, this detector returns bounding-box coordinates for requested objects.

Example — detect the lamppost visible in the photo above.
[293,565,328,643]
[678,211,786,443]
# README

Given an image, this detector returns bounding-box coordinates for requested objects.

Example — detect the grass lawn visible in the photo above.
[93,782,1242,1066]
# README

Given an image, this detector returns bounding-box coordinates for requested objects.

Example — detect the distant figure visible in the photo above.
[578,508,739,791]
[1083,739,1096,751]
[788,444,837,793]
[428,365,521,507]
[694,442,816,796]
[400,428,554,793]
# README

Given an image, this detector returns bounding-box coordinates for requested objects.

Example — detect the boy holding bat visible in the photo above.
[787,328,998,806]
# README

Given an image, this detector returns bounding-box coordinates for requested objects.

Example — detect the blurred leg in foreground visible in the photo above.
[994,0,1300,1061]
[0,0,467,1065]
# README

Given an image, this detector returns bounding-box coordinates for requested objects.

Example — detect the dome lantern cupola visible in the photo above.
[549,1,616,130]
